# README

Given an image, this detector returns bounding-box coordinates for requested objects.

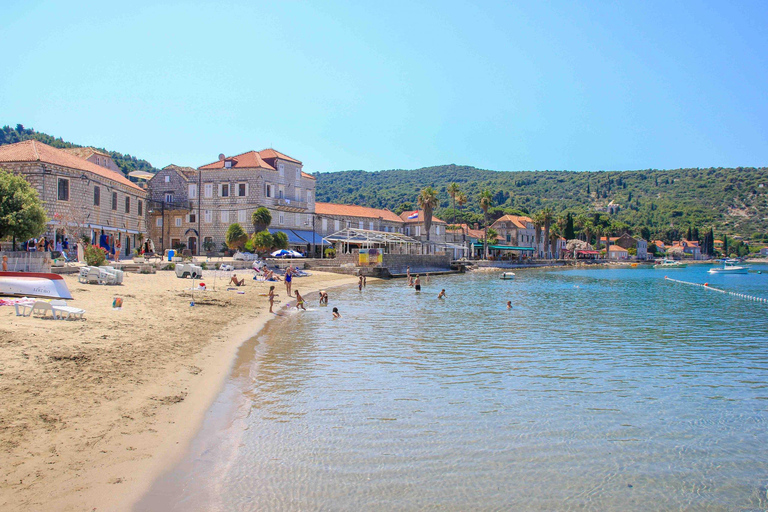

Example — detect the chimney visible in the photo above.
[218,153,225,161]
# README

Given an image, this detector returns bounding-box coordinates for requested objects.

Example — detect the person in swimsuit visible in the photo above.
[506,300,512,310]
[414,275,421,292]
[332,307,341,319]
[285,267,293,296]
[319,290,328,305]
[230,274,245,286]
[295,290,306,310]
[268,285,276,313]
[437,289,446,299]
[358,275,363,291]
[2,255,8,271]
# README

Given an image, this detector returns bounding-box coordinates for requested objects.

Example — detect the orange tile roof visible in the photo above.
[447,223,484,239]
[493,215,533,230]
[198,150,276,170]
[399,210,447,224]
[60,146,110,160]
[315,202,402,223]
[609,245,627,252]
[300,171,315,180]
[258,148,302,165]
[0,140,142,191]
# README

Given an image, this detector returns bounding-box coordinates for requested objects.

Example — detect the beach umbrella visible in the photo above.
[287,250,304,258]
[271,249,291,257]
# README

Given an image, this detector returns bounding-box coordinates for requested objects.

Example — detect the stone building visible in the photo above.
[398,210,448,253]
[146,149,318,255]
[61,147,123,174]
[0,140,147,256]
[314,202,404,235]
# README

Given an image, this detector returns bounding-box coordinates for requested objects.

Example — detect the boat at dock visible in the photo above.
[0,272,73,299]
[653,259,687,269]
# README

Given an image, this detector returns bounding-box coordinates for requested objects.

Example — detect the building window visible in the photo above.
[220,183,230,197]
[278,185,284,199]
[221,210,229,223]
[204,183,213,198]
[507,234,511,242]
[165,193,173,203]
[322,218,327,231]
[156,217,163,227]
[125,197,131,214]
[334,220,340,230]
[138,200,143,216]
[295,188,302,201]
[224,160,232,168]
[369,222,374,230]
[265,183,273,198]
[57,178,69,201]
[238,210,246,223]
[346,221,351,228]
[359,221,364,229]
[278,213,284,225]
[164,175,170,183]
[188,212,196,223]
[296,168,300,180]
[204,210,212,223]
[112,192,117,210]
[93,186,100,206]
[175,217,182,227]
[307,191,312,204]
[189,184,197,199]
[278,163,284,177]
[237,183,247,196]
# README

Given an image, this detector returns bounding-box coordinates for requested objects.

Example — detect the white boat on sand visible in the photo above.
[0,272,73,299]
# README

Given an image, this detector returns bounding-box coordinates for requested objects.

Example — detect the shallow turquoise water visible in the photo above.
[139,265,768,511]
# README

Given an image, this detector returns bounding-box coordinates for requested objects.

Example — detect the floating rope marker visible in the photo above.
[665,276,767,305]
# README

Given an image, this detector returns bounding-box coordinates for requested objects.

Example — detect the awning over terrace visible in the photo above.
[472,243,535,251]
[324,228,420,249]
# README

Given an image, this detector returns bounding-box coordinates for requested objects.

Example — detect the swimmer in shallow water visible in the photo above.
[437,289,446,299]
[332,307,341,319]
[414,275,421,292]
[506,301,512,309]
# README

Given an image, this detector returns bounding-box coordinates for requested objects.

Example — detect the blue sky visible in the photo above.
[2,0,767,173]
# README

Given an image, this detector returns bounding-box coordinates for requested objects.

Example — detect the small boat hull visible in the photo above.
[708,266,749,274]
[0,272,73,299]
[500,272,515,280]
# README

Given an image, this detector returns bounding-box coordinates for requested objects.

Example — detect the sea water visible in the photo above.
[137,265,768,511]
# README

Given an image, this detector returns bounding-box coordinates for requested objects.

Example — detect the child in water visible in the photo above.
[295,290,306,311]
[268,286,276,313]
[437,289,446,299]
[506,300,512,309]
[332,307,341,319]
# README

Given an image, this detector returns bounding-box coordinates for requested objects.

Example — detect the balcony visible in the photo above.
[274,197,308,212]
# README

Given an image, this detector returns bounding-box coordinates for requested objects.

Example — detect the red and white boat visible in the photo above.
[0,272,73,299]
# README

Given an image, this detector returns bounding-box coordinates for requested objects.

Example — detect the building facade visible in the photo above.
[0,140,147,256]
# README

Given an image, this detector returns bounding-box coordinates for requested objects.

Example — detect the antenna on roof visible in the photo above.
[218,153,225,161]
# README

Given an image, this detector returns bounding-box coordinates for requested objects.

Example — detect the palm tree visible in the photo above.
[540,207,555,259]
[251,207,272,233]
[594,224,605,257]
[479,189,493,259]
[456,192,468,244]
[583,220,594,247]
[417,186,439,244]
[575,214,588,241]
[447,183,460,227]
[532,211,544,259]
[554,215,567,259]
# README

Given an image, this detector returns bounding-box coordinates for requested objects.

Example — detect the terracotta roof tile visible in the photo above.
[258,148,302,165]
[315,202,402,223]
[492,215,533,230]
[609,245,627,252]
[60,147,110,160]
[198,150,276,170]
[0,140,142,191]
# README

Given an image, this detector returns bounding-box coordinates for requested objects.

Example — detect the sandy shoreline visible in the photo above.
[0,267,360,511]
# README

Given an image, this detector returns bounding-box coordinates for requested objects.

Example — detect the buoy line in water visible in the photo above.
[664,276,768,304]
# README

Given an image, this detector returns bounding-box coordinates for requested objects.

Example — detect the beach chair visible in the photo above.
[13,301,35,316]
[50,300,86,320]
[78,266,92,283]
[85,266,116,285]
[99,266,124,284]
[30,301,59,319]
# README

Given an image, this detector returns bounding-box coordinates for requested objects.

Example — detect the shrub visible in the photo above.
[84,245,107,266]
[201,262,208,270]
[226,223,248,250]
[324,247,337,258]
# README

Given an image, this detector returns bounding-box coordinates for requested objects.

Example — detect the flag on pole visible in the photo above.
[407,212,419,220]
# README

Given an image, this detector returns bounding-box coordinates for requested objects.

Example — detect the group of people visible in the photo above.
[24,236,69,254]
[267,283,339,318]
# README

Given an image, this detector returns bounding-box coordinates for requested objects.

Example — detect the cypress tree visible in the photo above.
[564,213,575,240]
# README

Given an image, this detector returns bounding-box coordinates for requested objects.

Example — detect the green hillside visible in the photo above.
[0,124,159,179]
[314,164,768,241]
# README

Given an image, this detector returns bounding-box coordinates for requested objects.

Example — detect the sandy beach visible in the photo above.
[0,267,360,512]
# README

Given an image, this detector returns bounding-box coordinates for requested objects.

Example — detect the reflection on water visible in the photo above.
[138,265,768,511]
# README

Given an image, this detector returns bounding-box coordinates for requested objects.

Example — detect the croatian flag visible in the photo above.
[407,212,419,220]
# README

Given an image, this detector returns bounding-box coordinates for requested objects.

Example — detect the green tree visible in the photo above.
[540,207,555,258]
[0,168,48,249]
[479,189,493,259]
[252,230,274,254]
[447,182,460,227]
[225,223,248,250]
[564,212,575,240]
[417,186,439,243]
[272,231,289,250]
[251,207,272,233]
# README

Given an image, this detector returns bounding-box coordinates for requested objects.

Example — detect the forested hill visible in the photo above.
[0,124,159,178]
[314,164,768,239]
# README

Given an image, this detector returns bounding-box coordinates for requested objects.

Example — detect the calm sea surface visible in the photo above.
[138,265,768,511]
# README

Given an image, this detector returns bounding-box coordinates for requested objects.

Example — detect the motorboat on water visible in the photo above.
[0,272,73,299]
[500,272,515,280]
[653,259,687,269]
[708,261,749,274]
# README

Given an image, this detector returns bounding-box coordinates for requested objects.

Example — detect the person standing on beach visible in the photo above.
[438,289,446,299]
[285,267,293,296]
[2,255,8,271]
[414,275,421,292]
[363,275,367,287]
[295,290,306,311]
[268,285,276,313]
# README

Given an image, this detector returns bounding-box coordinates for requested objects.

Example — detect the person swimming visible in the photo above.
[438,289,446,299]
[332,307,341,319]
[506,300,512,309]
[319,290,328,305]
[414,275,421,292]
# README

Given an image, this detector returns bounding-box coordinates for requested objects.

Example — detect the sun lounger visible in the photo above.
[99,266,124,284]
[30,301,59,319]
[13,301,36,316]
[50,300,86,319]
[78,266,92,283]
[85,266,117,285]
